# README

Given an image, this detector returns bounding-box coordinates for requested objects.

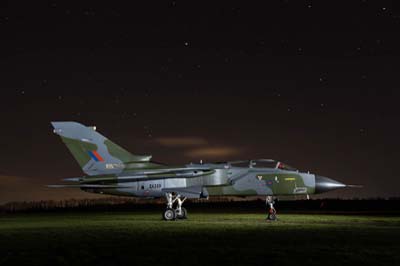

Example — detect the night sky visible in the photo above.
[1,1,400,203]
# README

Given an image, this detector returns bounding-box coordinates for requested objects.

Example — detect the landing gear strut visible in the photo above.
[163,193,187,221]
[163,193,176,221]
[266,196,277,221]
[175,194,187,219]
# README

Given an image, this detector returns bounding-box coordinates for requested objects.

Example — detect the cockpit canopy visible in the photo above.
[228,159,297,171]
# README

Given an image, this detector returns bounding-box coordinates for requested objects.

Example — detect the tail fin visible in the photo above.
[51,121,156,175]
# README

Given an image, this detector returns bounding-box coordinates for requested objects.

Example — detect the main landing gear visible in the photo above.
[266,196,277,221]
[163,193,188,221]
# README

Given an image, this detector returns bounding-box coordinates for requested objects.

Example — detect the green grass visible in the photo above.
[0,212,399,266]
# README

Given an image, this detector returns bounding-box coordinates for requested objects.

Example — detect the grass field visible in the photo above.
[0,211,399,266]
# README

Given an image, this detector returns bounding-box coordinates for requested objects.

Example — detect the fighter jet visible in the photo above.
[50,121,356,221]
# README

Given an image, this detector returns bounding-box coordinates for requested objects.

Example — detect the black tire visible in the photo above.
[177,207,187,219]
[162,208,176,221]
[267,213,277,221]
[267,209,277,221]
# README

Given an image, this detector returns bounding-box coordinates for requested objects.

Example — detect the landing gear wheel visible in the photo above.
[163,208,176,221]
[176,207,188,219]
[267,209,277,221]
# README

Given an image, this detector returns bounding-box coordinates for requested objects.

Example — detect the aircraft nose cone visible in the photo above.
[315,175,346,193]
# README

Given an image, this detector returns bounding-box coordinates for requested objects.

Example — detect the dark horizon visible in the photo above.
[1,1,400,203]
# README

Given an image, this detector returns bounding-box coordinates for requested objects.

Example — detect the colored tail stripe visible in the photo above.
[88,151,104,162]
[92,150,104,162]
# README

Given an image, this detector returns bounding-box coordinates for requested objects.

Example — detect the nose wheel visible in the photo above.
[266,196,277,221]
[163,193,187,221]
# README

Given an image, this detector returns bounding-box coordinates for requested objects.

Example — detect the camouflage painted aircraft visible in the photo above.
[50,121,355,221]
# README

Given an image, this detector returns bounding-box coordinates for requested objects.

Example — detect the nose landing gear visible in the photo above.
[266,196,277,221]
[163,193,188,221]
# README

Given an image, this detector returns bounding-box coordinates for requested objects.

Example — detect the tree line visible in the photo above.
[1,196,399,214]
